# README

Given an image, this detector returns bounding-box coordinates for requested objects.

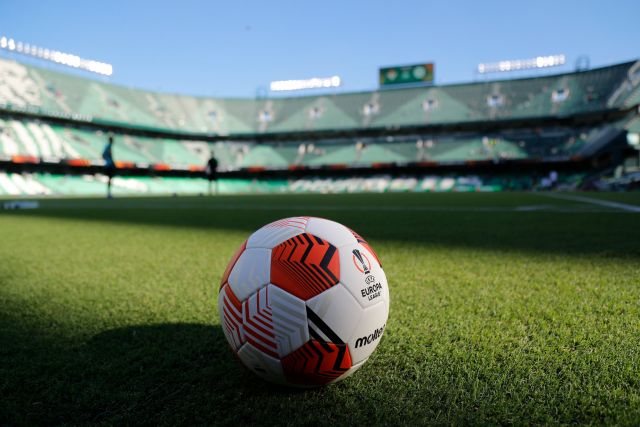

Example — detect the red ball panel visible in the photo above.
[242,287,278,359]
[220,284,245,350]
[281,340,352,386]
[270,233,340,301]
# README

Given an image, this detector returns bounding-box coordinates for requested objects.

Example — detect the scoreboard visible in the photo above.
[379,63,434,87]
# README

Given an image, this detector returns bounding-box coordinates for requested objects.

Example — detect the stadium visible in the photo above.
[1,2,640,425]
[1,56,640,195]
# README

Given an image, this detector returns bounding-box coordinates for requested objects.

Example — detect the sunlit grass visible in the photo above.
[1,192,639,425]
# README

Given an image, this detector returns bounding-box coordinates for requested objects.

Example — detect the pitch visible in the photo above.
[1,192,639,424]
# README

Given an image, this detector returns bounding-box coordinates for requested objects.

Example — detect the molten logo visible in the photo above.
[352,249,371,274]
[354,324,385,348]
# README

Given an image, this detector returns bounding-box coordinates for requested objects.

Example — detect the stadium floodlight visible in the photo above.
[0,35,113,76]
[270,75,341,91]
[478,54,566,74]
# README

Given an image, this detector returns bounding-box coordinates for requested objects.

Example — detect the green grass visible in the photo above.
[1,192,639,425]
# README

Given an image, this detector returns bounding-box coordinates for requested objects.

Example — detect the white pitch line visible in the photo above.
[541,193,640,213]
[20,202,636,213]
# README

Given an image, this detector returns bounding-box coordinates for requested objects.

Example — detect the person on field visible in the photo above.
[206,152,219,195]
[103,135,116,198]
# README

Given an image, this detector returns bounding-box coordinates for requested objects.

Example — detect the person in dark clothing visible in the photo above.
[103,135,116,198]
[205,153,219,195]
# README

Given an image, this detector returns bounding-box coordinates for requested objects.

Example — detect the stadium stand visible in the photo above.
[0,56,639,195]
[2,57,638,134]
[0,119,621,169]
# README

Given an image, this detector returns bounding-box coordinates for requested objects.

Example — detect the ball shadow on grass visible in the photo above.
[78,323,307,423]
[3,322,319,425]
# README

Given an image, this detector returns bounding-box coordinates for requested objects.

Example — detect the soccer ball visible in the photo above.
[218,217,389,387]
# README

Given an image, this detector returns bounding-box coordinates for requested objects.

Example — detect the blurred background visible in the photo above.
[0,0,639,195]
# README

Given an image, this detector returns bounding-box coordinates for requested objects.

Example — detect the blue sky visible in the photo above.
[0,0,638,97]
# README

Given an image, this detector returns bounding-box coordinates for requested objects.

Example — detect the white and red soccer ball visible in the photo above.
[218,217,389,387]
